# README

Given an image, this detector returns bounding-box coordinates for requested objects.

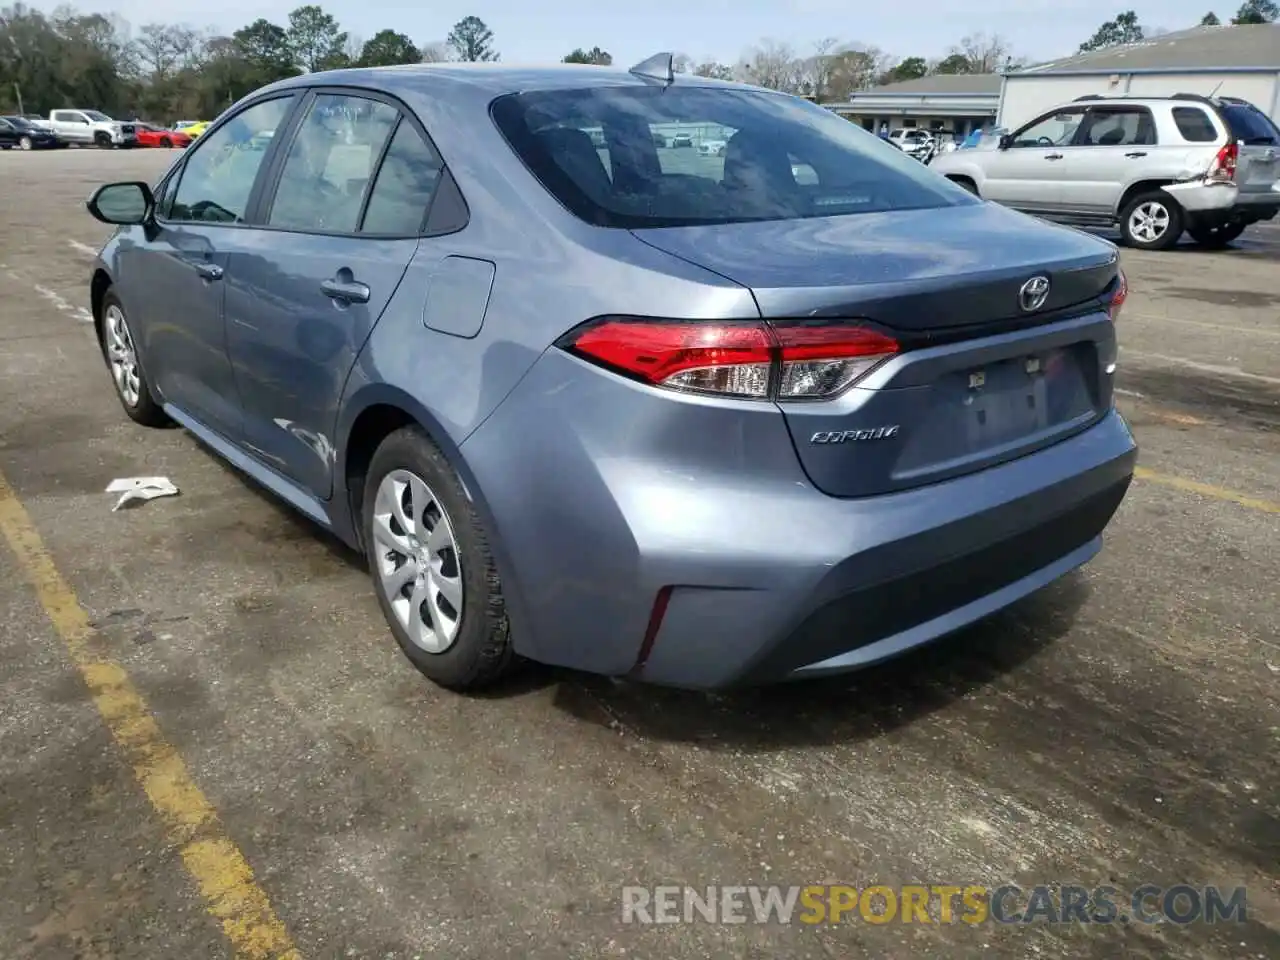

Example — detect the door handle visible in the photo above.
[1044,153,1064,161]
[321,278,370,304]
[1125,151,1148,158]
[194,262,223,281]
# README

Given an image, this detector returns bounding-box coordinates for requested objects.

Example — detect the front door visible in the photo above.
[980,106,1087,212]
[131,95,297,440]
[223,91,447,499]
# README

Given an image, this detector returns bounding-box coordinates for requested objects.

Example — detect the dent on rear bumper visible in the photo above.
[1162,180,1238,213]
[463,349,1137,689]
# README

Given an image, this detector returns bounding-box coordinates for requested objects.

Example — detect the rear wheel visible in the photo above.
[949,176,979,196]
[18,136,32,151]
[1188,220,1246,248]
[100,292,169,427]
[364,427,515,691]
[1119,192,1183,250]
[160,136,172,148]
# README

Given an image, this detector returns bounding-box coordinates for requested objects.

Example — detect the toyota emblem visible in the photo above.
[1019,275,1051,312]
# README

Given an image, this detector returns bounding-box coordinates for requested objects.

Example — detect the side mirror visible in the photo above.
[998,134,1014,150]
[86,182,155,225]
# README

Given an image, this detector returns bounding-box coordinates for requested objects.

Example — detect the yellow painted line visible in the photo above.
[0,469,301,960]
[1134,466,1280,515]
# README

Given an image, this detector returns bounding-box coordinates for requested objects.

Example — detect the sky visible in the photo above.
[34,0,1241,68]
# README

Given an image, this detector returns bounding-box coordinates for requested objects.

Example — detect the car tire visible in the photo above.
[99,291,170,427]
[1119,192,1183,250]
[18,136,32,151]
[0,145,9,150]
[363,426,515,691]
[95,132,113,149]
[1187,220,1246,248]
[947,177,979,195]
[160,136,172,148]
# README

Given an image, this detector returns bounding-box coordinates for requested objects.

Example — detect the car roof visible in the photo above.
[262,62,755,99]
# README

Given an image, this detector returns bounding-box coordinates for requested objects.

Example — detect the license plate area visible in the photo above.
[894,344,1098,476]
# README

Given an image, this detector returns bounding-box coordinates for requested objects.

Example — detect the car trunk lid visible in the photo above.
[632,204,1121,498]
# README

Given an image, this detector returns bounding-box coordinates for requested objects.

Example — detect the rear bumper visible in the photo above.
[637,412,1135,689]
[1165,180,1280,222]
[463,345,1137,689]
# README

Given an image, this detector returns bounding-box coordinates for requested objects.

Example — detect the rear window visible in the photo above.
[1220,104,1280,145]
[1172,107,1218,142]
[490,85,973,228]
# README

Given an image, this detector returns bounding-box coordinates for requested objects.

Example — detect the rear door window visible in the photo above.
[490,85,970,228]
[1219,104,1280,145]
[267,93,399,234]
[1172,107,1218,142]
[1078,107,1157,147]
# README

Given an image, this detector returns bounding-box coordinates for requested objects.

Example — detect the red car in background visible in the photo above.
[135,124,191,148]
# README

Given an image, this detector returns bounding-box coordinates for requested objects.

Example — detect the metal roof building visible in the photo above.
[823,74,1002,137]
[998,24,1280,129]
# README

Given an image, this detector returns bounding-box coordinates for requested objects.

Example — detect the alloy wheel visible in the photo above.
[371,469,464,653]
[19,136,32,151]
[1128,201,1170,244]
[104,304,141,407]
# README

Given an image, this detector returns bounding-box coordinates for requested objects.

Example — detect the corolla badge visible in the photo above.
[810,426,900,444]
[1019,275,1051,312]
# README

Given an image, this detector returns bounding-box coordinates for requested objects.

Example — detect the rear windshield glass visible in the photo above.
[1220,104,1280,145]
[490,85,973,228]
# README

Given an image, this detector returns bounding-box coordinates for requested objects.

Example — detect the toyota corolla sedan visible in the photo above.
[85,58,1136,691]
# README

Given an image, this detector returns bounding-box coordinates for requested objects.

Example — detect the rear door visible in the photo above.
[223,89,445,499]
[1057,105,1159,215]
[1218,101,1280,203]
[51,110,90,143]
[978,106,1086,212]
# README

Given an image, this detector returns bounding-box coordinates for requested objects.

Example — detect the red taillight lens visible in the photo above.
[1209,142,1238,182]
[1109,270,1128,322]
[561,317,899,401]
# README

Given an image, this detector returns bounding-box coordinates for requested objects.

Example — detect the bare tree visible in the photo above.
[825,45,888,100]
[739,38,802,93]
[954,31,1016,73]
[420,40,450,62]
[800,36,841,100]
[343,32,363,64]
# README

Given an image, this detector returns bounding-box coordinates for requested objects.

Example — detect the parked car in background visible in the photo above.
[697,138,727,156]
[670,132,693,147]
[46,109,137,148]
[0,115,60,150]
[181,120,212,138]
[135,123,193,148]
[84,61,1135,693]
[930,94,1280,249]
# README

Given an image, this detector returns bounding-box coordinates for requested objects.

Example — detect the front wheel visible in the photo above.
[364,427,515,691]
[94,132,113,149]
[18,136,32,151]
[99,292,170,427]
[1119,192,1184,250]
[1187,220,1246,248]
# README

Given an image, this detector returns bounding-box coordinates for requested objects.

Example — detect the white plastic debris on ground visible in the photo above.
[105,477,179,512]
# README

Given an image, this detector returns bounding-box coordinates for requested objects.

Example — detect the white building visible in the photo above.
[998,24,1280,131]
[823,74,1001,138]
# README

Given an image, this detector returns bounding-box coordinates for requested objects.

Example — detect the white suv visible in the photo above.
[929,94,1280,250]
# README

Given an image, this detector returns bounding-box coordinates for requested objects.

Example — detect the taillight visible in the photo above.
[1109,270,1128,322]
[559,317,900,401]
[1208,142,1238,183]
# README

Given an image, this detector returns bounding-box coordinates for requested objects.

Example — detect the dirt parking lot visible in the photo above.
[1,148,1277,959]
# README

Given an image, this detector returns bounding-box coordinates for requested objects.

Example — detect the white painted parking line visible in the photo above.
[67,239,99,258]
[33,284,92,322]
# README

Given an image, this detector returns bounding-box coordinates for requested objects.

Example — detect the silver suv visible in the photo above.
[930,94,1280,250]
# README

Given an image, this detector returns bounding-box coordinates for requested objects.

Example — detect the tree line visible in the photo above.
[0,3,498,121]
[2,1,1277,123]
